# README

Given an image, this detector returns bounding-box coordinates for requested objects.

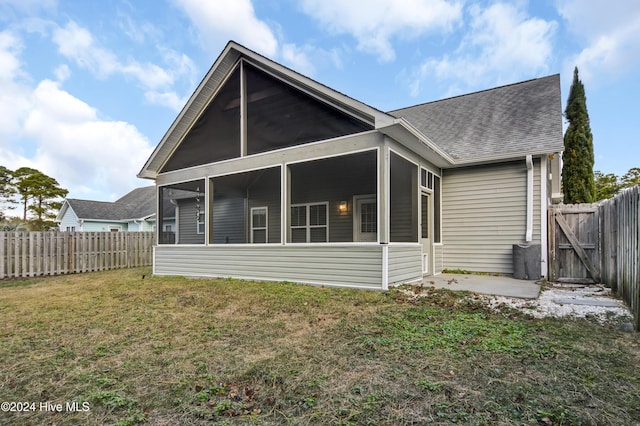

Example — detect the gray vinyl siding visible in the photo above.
[442,160,541,274]
[290,151,377,242]
[389,152,418,242]
[434,244,444,274]
[154,245,384,289]
[247,169,281,243]
[388,244,422,284]
[211,196,246,243]
[178,200,205,244]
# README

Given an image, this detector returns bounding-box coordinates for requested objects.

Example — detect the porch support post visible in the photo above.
[240,61,247,157]
[380,142,390,289]
[379,142,390,244]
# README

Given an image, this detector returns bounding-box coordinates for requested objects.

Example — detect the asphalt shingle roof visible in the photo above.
[66,186,155,221]
[388,74,564,163]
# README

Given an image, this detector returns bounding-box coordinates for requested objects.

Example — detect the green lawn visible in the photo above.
[0,268,638,425]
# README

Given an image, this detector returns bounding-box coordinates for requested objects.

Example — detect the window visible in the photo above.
[291,203,328,243]
[197,215,205,235]
[420,167,441,242]
[420,168,434,190]
[66,226,75,232]
[109,226,121,232]
[251,207,268,243]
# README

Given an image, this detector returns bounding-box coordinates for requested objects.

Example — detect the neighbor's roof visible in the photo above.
[64,186,156,221]
[388,75,564,164]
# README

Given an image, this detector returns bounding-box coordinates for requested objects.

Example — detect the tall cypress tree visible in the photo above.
[562,67,595,203]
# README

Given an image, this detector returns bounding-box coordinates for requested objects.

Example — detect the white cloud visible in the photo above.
[173,0,278,57]
[300,0,463,62]
[53,63,70,82]
[410,2,556,96]
[0,30,31,145]
[556,0,640,86]
[22,80,153,199]
[281,43,317,76]
[0,30,153,201]
[51,21,196,111]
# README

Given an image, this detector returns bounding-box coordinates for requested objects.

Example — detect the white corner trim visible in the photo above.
[381,244,389,290]
[540,158,548,278]
[525,155,533,242]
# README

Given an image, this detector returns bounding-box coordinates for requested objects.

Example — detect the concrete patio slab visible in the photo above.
[422,273,541,299]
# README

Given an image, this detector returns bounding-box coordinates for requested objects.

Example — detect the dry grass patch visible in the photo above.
[0,269,639,425]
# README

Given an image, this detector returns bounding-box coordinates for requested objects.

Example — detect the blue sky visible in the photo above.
[1,0,638,206]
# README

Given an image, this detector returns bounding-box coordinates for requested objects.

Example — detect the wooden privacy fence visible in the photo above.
[549,186,640,330]
[0,231,155,279]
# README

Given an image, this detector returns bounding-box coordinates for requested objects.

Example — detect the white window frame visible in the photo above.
[290,202,329,243]
[420,167,434,190]
[109,226,122,232]
[250,206,268,243]
[196,215,205,235]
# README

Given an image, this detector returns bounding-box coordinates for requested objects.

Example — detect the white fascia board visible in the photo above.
[377,119,455,167]
[55,200,71,222]
[138,42,241,179]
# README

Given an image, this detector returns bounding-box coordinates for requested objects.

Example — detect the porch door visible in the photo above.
[354,196,377,242]
[421,192,431,274]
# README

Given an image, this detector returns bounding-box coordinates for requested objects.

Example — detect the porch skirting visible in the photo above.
[153,244,423,289]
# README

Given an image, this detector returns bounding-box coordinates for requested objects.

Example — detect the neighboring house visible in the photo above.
[56,186,163,232]
[138,41,564,290]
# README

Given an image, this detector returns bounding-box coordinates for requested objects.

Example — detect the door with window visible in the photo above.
[354,196,377,242]
[421,192,431,274]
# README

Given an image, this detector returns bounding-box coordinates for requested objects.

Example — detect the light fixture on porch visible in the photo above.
[339,201,348,213]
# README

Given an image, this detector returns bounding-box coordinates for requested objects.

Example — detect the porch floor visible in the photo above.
[422,273,541,299]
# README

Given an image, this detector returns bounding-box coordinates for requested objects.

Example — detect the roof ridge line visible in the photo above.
[388,74,560,113]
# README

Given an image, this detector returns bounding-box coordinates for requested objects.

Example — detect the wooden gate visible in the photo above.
[548,204,601,283]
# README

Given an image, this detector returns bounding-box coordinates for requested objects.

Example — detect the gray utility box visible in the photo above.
[512,243,541,280]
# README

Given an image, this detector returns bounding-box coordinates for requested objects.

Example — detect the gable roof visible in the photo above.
[139,41,564,178]
[138,41,393,179]
[60,186,156,222]
[388,75,564,164]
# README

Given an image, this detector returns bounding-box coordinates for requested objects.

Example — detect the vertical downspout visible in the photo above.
[526,155,533,242]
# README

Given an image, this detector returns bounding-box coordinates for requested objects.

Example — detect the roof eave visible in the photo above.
[447,147,565,168]
[377,118,456,168]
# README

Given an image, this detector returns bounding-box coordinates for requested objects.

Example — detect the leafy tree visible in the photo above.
[11,167,68,229]
[13,167,42,220]
[594,171,620,200]
[562,67,595,203]
[0,165,16,211]
[621,167,640,188]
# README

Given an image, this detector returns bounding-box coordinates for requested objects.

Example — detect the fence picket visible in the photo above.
[549,187,639,330]
[0,232,154,280]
